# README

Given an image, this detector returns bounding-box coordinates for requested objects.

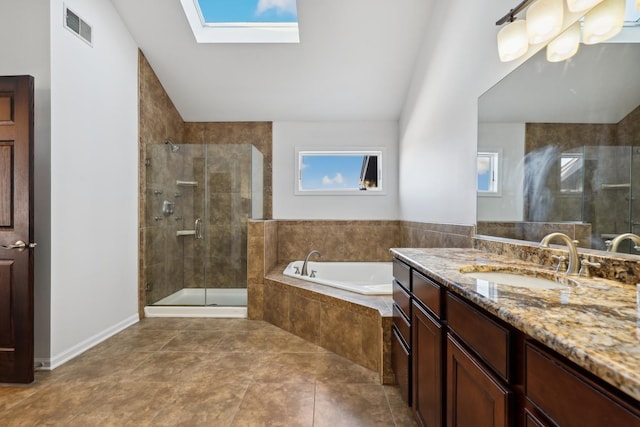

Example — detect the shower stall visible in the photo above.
[143,142,263,316]
[525,145,640,252]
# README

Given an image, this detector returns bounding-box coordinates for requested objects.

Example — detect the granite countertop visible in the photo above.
[390,248,640,402]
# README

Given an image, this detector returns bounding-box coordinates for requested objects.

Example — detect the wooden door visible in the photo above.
[0,75,35,384]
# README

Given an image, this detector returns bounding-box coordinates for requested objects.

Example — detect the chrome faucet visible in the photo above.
[301,250,322,276]
[606,233,640,253]
[539,232,580,276]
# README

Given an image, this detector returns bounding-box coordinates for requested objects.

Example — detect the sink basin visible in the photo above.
[459,266,576,290]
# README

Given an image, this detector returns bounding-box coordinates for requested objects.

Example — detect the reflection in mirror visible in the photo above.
[477,41,640,254]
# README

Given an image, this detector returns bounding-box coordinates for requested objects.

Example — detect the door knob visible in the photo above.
[0,240,37,251]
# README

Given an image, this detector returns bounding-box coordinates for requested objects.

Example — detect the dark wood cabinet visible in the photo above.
[392,259,413,406]
[446,335,511,427]
[391,256,640,427]
[525,342,640,427]
[392,326,411,404]
[412,301,443,427]
[447,293,511,382]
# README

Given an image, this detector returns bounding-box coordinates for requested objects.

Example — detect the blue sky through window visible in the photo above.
[197,0,298,23]
[301,155,364,190]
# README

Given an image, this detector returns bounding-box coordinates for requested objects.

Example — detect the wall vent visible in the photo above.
[64,6,92,46]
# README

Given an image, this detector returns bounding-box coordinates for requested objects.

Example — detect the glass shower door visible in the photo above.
[144,142,262,308]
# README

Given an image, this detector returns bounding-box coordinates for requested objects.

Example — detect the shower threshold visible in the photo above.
[145,288,247,318]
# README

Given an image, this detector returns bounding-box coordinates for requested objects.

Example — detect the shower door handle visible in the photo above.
[195,218,203,239]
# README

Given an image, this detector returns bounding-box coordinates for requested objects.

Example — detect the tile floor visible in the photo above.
[0,318,416,426]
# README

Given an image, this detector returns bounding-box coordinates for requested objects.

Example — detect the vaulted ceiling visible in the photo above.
[111,0,433,122]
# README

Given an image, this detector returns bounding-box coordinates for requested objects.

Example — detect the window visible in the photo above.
[180,0,299,43]
[477,151,500,195]
[560,152,584,193]
[296,149,383,195]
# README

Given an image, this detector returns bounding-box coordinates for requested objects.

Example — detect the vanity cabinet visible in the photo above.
[412,300,443,427]
[524,342,640,427]
[391,256,640,427]
[446,294,513,427]
[392,259,412,405]
[446,335,510,427]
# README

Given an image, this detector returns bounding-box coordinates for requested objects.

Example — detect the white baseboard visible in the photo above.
[36,313,139,371]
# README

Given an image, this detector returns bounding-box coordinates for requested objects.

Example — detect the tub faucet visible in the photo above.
[301,250,322,276]
[539,232,580,276]
[605,233,640,253]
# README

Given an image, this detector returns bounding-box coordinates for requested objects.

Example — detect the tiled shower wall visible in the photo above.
[138,51,272,316]
[139,52,185,315]
[523,105,640,250]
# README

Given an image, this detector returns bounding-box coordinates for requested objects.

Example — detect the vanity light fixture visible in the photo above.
[546,21,582,60]
[566,0,604,12]
[497,0,626,62]
[582,0,626,44]
[498,20,530,61]
[527,0,564,44]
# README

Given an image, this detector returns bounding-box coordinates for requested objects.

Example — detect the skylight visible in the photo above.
[180,0,299,43]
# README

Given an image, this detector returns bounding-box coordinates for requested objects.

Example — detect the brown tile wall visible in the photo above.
[183,122,272,219]
[399,221,475,248]
[247,220,279,320]
[138,52,272,317]
[477,221,592,248]
[276,220,401,263]
[139,52,186,316]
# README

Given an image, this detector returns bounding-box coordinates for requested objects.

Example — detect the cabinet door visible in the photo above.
[412,301,443,427]
[392,326,411,405]
[525,343,640,427]
[446,335,510,427]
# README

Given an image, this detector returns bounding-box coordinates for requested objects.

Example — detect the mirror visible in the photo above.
[477,39,640,254]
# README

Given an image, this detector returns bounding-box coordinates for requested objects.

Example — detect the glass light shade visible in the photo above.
[498,20,529,62]
[566,0,603,12]
[582,0,625,44]
[546,22,580,62]
[526,0,564,44]
[637,0,639,11]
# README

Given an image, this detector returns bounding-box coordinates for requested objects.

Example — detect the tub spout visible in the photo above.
[301,250,322,276]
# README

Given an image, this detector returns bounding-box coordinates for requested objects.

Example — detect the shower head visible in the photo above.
[164,139,180,153]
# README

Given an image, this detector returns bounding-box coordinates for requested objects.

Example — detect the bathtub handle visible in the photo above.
[195,218,203,239]
[310,270,317,278]
[294,266,300,275]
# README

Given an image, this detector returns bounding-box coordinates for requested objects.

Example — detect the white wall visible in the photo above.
[273,121,399,219]
[49,0,139,366]
[477,123,525,221]
[398,0,540,225]
[0,0,52,363]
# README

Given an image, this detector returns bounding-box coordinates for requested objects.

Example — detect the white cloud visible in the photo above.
[322,173,345,185]
[477,157,490,174]
[256,0,297,15]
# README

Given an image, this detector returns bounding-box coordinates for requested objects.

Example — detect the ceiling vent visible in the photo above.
[64,6,92,46]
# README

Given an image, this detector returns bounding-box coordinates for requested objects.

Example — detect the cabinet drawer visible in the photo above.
[413,270,441,318]
[393,258,411,292]
[392,326,411,406]
[525,343,640,427]
[393,304,411,347]
[393,280,411,320]
[447,293,511,381]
